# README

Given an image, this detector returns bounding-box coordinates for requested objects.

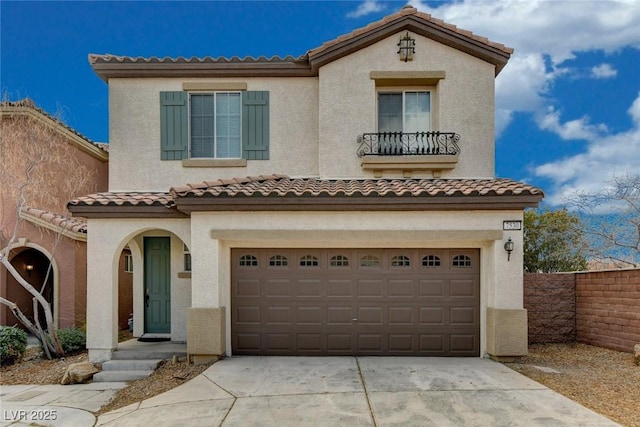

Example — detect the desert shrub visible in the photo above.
[57,327,86,354]
[0,326,28,366]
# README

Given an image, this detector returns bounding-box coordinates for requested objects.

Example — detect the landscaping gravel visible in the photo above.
[505,343,640,427]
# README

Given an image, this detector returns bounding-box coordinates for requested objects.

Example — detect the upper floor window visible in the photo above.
[190,92,241,159]
[378,91,430,134]
[160,90,269,161]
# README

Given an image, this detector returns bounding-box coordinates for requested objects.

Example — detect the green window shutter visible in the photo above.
[160,91,188,160]
[242,91,269,160]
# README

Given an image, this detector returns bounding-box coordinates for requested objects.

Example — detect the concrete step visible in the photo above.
[93,370,155,382]
[112,350,187,360]
[102,359,163,371]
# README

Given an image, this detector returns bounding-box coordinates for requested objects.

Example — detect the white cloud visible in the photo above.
[591,63,618,79]
[533,92,640,206]
[347,0,385,18]
[629,92,640,124]
[408,0,640,131]
[536,107,607,141]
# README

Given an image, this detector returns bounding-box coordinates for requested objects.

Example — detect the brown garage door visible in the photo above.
[231,249,479,356]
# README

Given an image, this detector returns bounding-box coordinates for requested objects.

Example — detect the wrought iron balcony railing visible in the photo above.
[357,132,460,157]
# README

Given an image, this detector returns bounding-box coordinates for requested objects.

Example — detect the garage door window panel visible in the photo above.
[239,254,259,267]
[330,255,350,268]
[360,254,381,268]
[452,255,472,268]
[391,255,411,268]
[300,255,319,267]
[269,255,289,268]
[422,255,442,268]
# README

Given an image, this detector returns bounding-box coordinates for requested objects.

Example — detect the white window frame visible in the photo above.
[124,254,133,273]
[188,91,242,159]
[377,89,432,133]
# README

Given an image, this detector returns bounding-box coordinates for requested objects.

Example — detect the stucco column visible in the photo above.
[86,220,119,363]
[187,214,225,362]
[486,228,528,360]
[190,214,219,307]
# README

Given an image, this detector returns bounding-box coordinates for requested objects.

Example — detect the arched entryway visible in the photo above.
[5,247,54,329]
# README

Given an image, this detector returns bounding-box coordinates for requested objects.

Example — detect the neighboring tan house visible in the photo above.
[69,6,543,363]
[0,99,115,329]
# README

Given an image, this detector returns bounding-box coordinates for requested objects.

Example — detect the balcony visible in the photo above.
[357,132,460,177]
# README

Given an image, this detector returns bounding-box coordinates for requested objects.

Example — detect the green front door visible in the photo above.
[144,237,171,333]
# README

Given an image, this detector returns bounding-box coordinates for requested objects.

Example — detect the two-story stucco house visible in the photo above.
[69,6,543,363]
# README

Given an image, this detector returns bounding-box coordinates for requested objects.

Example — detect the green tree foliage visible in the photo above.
[523,208,588,273]
[0,326,28,365]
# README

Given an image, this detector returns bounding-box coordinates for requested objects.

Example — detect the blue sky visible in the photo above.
[2,0,639,207]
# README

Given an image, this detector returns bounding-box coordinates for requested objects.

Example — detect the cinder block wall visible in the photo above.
[524,273,576,343]
[576,269,640,352]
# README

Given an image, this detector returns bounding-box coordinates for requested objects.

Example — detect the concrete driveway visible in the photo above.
[97,357,619,426]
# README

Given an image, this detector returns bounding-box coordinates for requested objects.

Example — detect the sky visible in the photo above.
[2,0,639,208]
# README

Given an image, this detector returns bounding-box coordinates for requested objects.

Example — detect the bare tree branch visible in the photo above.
[565,173,640,268]
[1,99,98,358]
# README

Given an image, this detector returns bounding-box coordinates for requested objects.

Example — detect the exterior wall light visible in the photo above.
[25,264,34,276]
[397,31,415,62]
[504,237,514,261]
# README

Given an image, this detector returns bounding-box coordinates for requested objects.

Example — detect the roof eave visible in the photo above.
[67,204,187,219]
[90,60,315,82]
[308,15,511,76]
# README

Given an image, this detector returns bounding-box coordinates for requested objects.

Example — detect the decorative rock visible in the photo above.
[634,344,640,366]
[60,361,99,385]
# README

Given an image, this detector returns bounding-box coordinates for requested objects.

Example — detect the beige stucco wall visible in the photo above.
[108,77,319,192]
[107,32,496,192]
[318,33,496,179]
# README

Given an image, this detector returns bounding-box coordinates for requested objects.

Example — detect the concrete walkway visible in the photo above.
[94,357,618,427]
[1,382,126,426]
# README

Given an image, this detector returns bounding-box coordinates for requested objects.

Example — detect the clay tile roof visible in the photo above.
[68,176,543,216]
[68,192,175,207]
[20,206,88,239]
[88,54,306,65]
[0,99,109,153]
[307,6,513,58]
[169,174,289,197]
[172,176,543,199]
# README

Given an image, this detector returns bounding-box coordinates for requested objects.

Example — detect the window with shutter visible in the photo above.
[160,90,269,161]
